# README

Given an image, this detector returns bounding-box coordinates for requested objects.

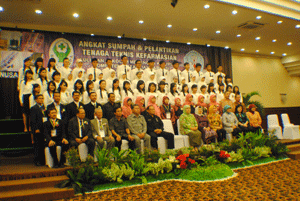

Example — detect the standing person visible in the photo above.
[172,97,183,135]
[52,71,62,89]
[102,58,115,80]
[214,65,226,84]
[73,79,84,102]
[219,91,235,115]
[30,94,47,166]
[145,82,158,106]
[47,92,67,122]
[133,80,146,101]
[43,81,56,107]
[109,106,135,151]
[246,104,262,133]
[181,62,192,83]
[199,85,210,104]
[216,83,225,103]
[44,107,69,168]
[145,72,157,92]
[59,58,72,80]
[108,79,122,104]
[204,64,215,84]
[144,105,175,150]
[193,63,204,83]
[91,108,115,150]
[121,81,134,101]
[36,67,48,94]
[102,93,121,121]
[117,55,131,80]
[190,84,199,105]
[157,81,167,107]
[188,75,197,92]
[144,59,156,83]
[122,97,133,118]
[65,73,74,93]
[29,84,41,109]
[82,80,94,104]
[131,60,144,81]
[47,58,58,81]
[106,70,116,91]
[127,105,151,153]
[179,105,203,151]
[33,57,44,80]
[86,58,101,82]
[208,105,226,142]
[179,84,189,105]
[72,59,86,82]
[131,71,143,91]
[58,80,72,105]
[169,61,182,86]
[156,60,169,83]
[18,57,33,91]
[65,91,84,121]
[197,76,206,93]
[222,105,242,140]
[96,80,108,105]
[215,75,226,92]
[68,108,95,157]
[84,92,102,120]
[167,83,180,106]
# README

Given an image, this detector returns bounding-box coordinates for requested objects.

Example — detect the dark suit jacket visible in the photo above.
[143,112,164,133]
[84,102,103,120]
[68,117,93,141]
[47,102,67,121]
[103,102,121,121]
[43,119,66,144]
[30,104,46,134]
[66,101,84,121]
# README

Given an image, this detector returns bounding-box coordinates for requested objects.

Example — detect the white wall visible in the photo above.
[232,53,300,108]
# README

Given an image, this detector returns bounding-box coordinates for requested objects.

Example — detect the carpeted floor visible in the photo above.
[55,159,300,201]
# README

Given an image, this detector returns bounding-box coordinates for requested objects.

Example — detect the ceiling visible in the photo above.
[0,0,300,58]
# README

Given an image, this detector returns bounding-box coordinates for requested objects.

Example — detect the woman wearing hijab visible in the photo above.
[194,106,217,144]
[147,95,161,118]
[246,104,262,133]
[183,94,195,114]
[135,96,146,114]
[122,97,133,118]
[179,105,203,151]
[208,105,226,142]
[208,94,221,114]
[222,105,242,140]
[172,97,183,135]
[160,96,173,120]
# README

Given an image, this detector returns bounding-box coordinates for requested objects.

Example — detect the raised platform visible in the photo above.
[278,139,300,160]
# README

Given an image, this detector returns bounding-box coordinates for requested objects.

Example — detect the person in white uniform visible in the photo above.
[86,58,102,82]
[169,60,182,86]
[181,62,193,83]
[156,60,169,84]
[193,63,204,83]
[117,55,131,80]
[59,58,72,80]
[72,58,86,82]
[102,58,115,80]
[143,59,157,83]
[130,60,144,81]
[204,64,215,84]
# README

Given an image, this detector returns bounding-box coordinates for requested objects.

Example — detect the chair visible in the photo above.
[281,113,300,139]
[78,143,88,162]
[176,119,190,147]
[45,146,61,168]
[267,114,283,139]
[162,119,185,150]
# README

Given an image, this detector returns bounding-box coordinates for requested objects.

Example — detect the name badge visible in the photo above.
[51,129,57,137]
[166,112,171,119]
[99,130,105,138]
[43,117,48,122]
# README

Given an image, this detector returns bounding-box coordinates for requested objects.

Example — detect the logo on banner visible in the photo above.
[49,38,74,67]
[184,50,204,71]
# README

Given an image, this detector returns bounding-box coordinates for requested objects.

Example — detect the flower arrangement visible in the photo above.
[218,150,230,163]
[176,153,196,169]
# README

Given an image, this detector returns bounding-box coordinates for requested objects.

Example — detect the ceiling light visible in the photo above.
[143,38,147,41]
[32,30,35,32]
[237,34,241,37]
[282,53,287,56]
[117,35,122,39]
[0,6,4,12]
[139,20,144,24]
[232,10,238,15]
[193,28,197,31]
[107,16,112,21]
[256,50,259,53]
[295,24,300,28]
[256,16,261,19]
[255,37,260,40]
[167,24,172,28]
[91,34,94,36]
[225,46,229,49]
[187,42,191,45]
[73,13,79,18]
[272,39,277,42]
[271,52,275,54]
[204,4,210,9]
[35,10,42,14]
[277,21,283,24]
[166,40,170,43]
[216,30,221,34]
[207,44,211,47]
[241,48,245,51]
[287,42,292,46]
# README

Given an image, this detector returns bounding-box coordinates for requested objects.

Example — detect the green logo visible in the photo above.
[52,42,71,62]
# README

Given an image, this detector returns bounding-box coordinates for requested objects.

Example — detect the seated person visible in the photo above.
[208,105,226,142]
[219,91,234,115]
[127,104,151,153]
[44,108,69,168]
[122,97,133,118]
[222,105,242,139]
[233,94,246,113]
[183,94,195,114]
[144,105,175,150]
[109,106,135,151]
[179,105,203,151]
[194,106,217,144]
[103,93,121,121]
[147,95,161,118]
[246,104,262,133]
[91,107,115,150]
[68,108,95,156]
[172,97,183,135]
[235,104,252,134]
[84,92,102,120]
[66,91,84,121]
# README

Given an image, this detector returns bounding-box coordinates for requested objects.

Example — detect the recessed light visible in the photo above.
[277,21,283,24]
[143,38,147,41]
[232,10,238,15]
[241,48,245,51]
[193,28,197,31]
[107,16,113,21]
[73,13,79,18]
[237,34,241,37]
[295,24,300,28]
[166,40,170,43]
[225,46,229,49]
[0,6,4,12]
[256,50,259,53]
[32,30,35,32]
[282,53,287,56]
[167,24,172,28]
[91,34,94,36]
[216,30,221,34]
[35,10,42,14]
[287,42,292,46]
[271,52,275,54]
[117,35,122,39]
[272,39,277,42]
[204,4,210,9]
[207,44,211,47]
[256,16,261,19]
[187,42,191,45]
[139,20,144,24]
[255,37,261,40]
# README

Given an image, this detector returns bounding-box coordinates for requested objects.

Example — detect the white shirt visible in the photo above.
[145,80,157,92]
[96,89,108,105]
[35,78,48,94]
[143,67,157,83]
[157,91,167,106]
[102,67,115,80]
[117,64,131,80]
[133,89,146,102]
[191,92,199,105]
[43,91,54,107]
[179,92,188,105]
[60,91,72,105]
[167,92,180,106]
[131,68,144,81]
[59,66,72,80]
[29,94,36,108]
[216,91,225,103]
[47,68,56,80]
[82,91,91,105]
[169,69,182,83]
[72,67,86,82]
[156,68,170,83]
[214,72,226,84]
[193,70,204,83]
[86,67,102,81]
[204,71,215,84]
[19,80,36,104]
[181,70,193,83]
[199,92,210,104]
[18,67,33,88]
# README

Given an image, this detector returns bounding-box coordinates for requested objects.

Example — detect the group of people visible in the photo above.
[18,55,262,167]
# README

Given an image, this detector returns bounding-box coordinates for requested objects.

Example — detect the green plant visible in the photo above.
[102,163,135,183]
[65,147,81,169]
[198,144,219,157]
[146,158,173,176]
[242,91,264,115]
[238,147,259,163]
[128,150,148,176]
[204,156,220,166]
[144,149,162,163]
[254,146,271,158]
[95,147,112,168]
[110,147,131,165]
[225,151,244,163]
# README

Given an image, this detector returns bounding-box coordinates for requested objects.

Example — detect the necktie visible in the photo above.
[94,68,96,81]
[79,120,83,138]
[124,65,127,79]
[188,71,190,82]
[210,72,212,77]
[177,70,180,81]
[162,69,165,76]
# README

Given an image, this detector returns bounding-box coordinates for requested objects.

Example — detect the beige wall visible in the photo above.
[232,53,300,108]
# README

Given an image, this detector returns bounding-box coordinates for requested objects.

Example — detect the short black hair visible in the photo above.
[76,107,85,114]
[52,71,61,80]
[63,58,69,62]
[108,92,114,98]
[53,91,60,96]
[106,58,112,62]
[184,62,189,66]
[89,91,96,96]
[34,94,43,100]
[200,85,207,90]
[191,84,198,89]
[131,104,139,109]
[72,91,80,96]
[159,60,166,65]
[196,63,202,67]
[135,60,141,64]
[48,107,57,113]
[91,58,97,62]
[113,106,122,113]
[121,55,127,60]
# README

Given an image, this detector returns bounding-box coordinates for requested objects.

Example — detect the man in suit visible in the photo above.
[47,92,67,121]
[91,107,115,150]
[66,91,84,121]
[84,92,102,120]
[68,108,95,156]
[44,107,69,168]
[30,94,47,166]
